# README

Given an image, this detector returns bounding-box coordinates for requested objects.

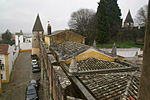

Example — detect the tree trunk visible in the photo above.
[139,0,150,100]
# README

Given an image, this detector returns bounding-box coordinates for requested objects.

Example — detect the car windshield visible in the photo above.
[32,60,37,63]
[32,65,38,67]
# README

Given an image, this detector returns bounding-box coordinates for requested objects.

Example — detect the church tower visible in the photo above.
[124,10,134,28]
[32,14,44,56]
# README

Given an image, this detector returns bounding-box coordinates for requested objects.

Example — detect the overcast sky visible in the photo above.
[0,0,149,33]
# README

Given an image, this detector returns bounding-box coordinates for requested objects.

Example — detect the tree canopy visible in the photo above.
[135,5,148,27]
[96,0,122,43]
[1,29,15,45]
[2,29,12,41]
[68,8,96,44]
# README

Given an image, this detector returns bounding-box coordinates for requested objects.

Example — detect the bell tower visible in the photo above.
[32,14,44,56]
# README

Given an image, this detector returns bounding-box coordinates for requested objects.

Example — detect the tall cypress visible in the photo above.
[96,0,122,43]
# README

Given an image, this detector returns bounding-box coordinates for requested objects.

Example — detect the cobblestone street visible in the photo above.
[0,52,43,100]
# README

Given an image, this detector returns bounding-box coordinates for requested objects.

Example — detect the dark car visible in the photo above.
[31,54,38,60]
[25,84,39,100]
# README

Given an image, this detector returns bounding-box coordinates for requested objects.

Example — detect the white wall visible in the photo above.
[0,45,19,81]
[7,45,19,74]
[0,54,6,80]
[20,42,32,50]
[24,37,32,43]
[15,35,24,46]
[13,46,19,61]
[15,35,32,50]
[100,48,142,57]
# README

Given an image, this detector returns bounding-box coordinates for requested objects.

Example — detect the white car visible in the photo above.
[32,59,38,65]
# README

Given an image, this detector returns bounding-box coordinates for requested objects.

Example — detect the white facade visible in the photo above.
[20,42,32,50]
[24,36,32,43]
[15,34,32,51]
[8,45,19,74]
[0,45,19,81]
[15,35,24,46]
[0,54,6,80]
[100,48,143,65]
[100,48,142,57]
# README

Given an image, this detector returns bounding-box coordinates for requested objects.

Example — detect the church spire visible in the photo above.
[124,10,134,28]
[124,10,134,23]
[32,14,44,32]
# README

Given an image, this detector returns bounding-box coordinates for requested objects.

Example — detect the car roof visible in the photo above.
[31,80,36,83]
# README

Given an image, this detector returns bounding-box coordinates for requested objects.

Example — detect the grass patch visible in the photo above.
[97,41,144,48]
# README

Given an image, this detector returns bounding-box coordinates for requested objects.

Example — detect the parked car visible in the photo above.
[32,64,40,73]
[32,67,40,73]
[30,79,40,89]
[25,84,39,100]
[32,59,38,65]
[31,54,38,60]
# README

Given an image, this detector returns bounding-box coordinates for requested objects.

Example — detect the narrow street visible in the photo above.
[0,52,43,100]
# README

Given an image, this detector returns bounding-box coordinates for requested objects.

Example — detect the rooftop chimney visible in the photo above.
[69,56,78,73]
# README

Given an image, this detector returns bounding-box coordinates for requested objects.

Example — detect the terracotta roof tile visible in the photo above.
[76,58,138,74]
[0,44,9,55]
[78,72,139,100]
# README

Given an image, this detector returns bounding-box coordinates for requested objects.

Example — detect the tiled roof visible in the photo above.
[78,72,139,100]
[50,40,139,100]
[76,58,138,74]
[50,30,85,38]
[53,41,90,60]
[52,41,113,61]
[51,30,65,36]
[0,44,9,55]
[65,57,139,99]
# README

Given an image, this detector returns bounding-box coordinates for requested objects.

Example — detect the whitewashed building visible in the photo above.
[0,44,19,83]
[15,31,32,51]
[100,48,143,65]
[15,31,24,46]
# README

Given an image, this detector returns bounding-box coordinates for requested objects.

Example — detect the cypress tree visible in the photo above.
[96,0,122,43]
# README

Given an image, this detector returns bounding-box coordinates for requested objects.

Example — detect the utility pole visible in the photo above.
[139,0,150,100]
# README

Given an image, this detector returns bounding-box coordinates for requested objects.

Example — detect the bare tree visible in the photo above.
[68,8,96,44]
[136,5,148,27]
